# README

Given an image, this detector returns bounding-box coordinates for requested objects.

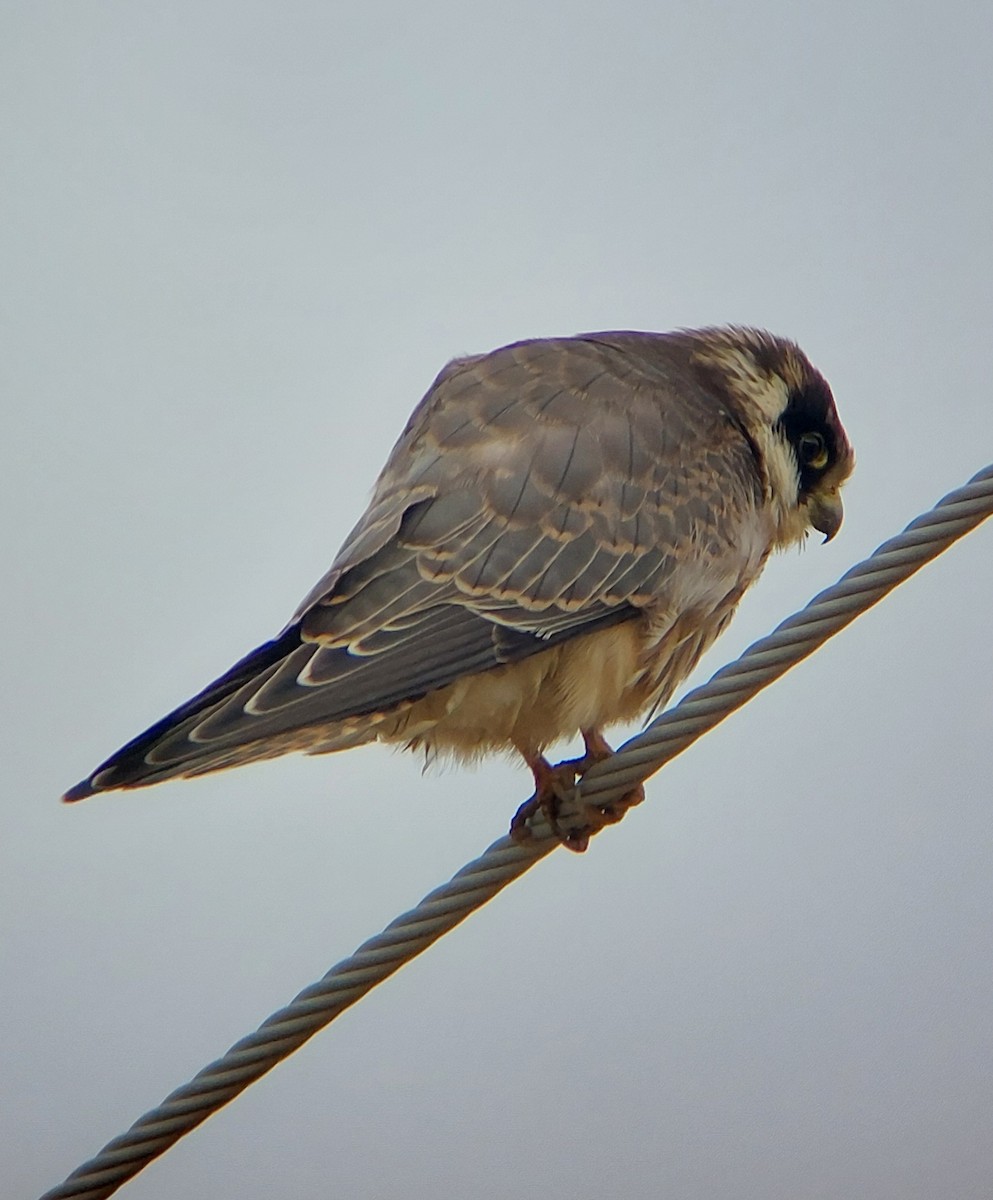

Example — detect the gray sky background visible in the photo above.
[3,3,992,1197]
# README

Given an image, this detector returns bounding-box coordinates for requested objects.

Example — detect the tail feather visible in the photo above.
[62,626,304,800]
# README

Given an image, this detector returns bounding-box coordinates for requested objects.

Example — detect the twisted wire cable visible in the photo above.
[41,463,993,1200]
[580,462,993,806]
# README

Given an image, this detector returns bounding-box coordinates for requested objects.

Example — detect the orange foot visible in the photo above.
[509,730,645,853]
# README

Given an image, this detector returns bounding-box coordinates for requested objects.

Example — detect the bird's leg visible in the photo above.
[509,730,645,853]
[576,728,646,828]
[510,753,589,852]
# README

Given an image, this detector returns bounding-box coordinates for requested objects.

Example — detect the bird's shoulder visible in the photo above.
[376,333,758,507]
[294,334,765,629]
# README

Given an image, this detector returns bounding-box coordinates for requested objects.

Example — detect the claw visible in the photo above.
[509,730,645,852]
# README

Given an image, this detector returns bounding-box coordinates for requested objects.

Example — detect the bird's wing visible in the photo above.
[67,335,763,795]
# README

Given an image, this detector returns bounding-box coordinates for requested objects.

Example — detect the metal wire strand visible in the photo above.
[40,463,993,1200]
[580,462,993,805]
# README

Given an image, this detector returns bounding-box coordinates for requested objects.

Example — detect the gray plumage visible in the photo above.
[64,327,853,816]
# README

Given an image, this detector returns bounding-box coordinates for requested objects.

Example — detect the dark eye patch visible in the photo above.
[777,381,837,491]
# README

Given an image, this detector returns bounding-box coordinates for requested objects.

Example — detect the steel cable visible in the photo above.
[40,463,993,1200]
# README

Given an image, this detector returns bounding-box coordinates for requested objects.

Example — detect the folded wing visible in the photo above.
[66,334,761,798]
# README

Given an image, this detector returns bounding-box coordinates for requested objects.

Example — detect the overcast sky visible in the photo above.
[3,3,992,1198]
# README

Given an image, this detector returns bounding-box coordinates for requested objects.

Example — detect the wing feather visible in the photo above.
[67,332,764,795]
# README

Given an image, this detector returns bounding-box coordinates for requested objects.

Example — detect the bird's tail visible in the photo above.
[61,627,377,800]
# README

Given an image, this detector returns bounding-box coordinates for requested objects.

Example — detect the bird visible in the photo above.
[64,326,854,850]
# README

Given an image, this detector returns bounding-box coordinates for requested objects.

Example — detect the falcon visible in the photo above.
[64,327,854,850]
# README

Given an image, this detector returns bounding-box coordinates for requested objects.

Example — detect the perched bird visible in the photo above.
[64,327,854,850]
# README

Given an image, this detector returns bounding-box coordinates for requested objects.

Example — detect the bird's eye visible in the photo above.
[798,431,829,471]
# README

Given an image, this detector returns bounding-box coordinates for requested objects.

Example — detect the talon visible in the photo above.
[595,783,646,825]
[511,734,644,852]
[509,794,539,843]
[511,755,584,848]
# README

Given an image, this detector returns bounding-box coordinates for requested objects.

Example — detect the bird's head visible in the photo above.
[684,326,855,549]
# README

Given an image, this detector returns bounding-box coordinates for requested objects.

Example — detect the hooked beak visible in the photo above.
[809,489,844,543]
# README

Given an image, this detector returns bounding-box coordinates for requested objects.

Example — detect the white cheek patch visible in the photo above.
[703,345,792,423]
[749,375,792,423]
[694,338,813,548]
[753,424,800,519]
